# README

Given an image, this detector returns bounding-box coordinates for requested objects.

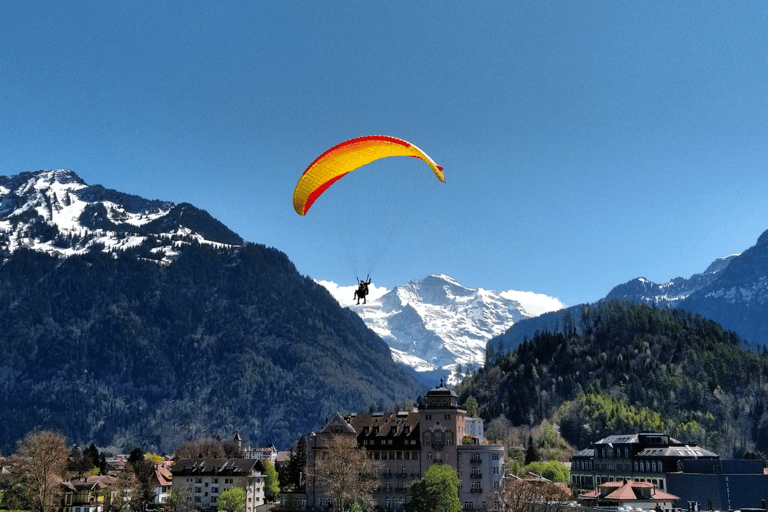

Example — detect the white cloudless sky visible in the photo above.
[2,1,767,306]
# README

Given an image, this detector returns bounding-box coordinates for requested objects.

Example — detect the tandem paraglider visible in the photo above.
[354,276,372,305]
[292,135,445,301]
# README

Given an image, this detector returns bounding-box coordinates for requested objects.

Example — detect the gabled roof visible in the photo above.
[319,412,357,435]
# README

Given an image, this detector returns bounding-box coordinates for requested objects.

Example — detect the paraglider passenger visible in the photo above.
[354,278,372,305]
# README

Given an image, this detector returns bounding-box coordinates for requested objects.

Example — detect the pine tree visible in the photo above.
[524,435,539,465]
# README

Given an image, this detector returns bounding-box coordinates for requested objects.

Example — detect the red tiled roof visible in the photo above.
[650,488,680,501]
[155,465,172,486]
[595,480,679,502]
[604,484,640,500]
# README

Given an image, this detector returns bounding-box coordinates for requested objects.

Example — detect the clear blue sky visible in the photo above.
[2,1,767,306]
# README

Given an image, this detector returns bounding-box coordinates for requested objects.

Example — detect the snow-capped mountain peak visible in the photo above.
[0,169,243,261]
[320,274,565,385]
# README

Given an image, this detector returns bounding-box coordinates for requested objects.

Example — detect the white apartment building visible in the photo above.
[172,458,265,512]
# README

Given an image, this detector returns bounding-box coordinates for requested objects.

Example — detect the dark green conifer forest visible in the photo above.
[0,242,424,454]
[458,301,768,459]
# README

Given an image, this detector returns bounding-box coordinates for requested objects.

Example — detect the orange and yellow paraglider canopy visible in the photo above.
[293,135,445,216]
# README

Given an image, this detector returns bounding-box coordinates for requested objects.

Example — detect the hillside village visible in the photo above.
[3,382,768,512]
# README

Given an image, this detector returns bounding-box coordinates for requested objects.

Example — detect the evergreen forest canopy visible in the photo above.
[457,300,768,460]
[0,242,425,455]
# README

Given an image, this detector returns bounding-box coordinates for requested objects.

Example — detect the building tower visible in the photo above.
[418,380,467,473]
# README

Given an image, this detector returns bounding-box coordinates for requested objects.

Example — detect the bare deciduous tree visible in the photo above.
[491,477,571,512]
[313,434,381,512]
[173,438,227,459]
[9,430,69,512]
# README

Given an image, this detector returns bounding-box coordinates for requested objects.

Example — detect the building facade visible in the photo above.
[172,458,265,512]
[464,417,484,443]
[666,459,768,510]
[570,432,718,493]
[305,383,504,511]
[58,476,115,512]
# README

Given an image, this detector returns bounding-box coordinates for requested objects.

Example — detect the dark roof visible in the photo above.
[425,380,458,398]
[573,448,595,458]
[318,412,357,435]
[172,458,263,477]
[346,410,420,439]
[637,445,717,458]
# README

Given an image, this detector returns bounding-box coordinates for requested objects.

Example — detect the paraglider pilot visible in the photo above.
[355,277,372,305]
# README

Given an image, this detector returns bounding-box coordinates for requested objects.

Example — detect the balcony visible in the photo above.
[470,471,482,479]
[470,487,483,494]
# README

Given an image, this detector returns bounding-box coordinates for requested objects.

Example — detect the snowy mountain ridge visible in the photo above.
[601,228,768,347]
[320,274,566,384]
[606,253,742,308]
[0,169,243,261]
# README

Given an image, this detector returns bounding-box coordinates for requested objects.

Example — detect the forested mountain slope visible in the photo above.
[0,170,425,454]
[459,301,768,458]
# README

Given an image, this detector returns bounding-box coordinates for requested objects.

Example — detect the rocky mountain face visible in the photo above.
[0,170,425,454]
[323,275,566,385]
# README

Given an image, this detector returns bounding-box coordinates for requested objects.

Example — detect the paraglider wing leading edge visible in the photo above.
[292,135,445,216]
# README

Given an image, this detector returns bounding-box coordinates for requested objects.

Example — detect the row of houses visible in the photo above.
[0,442,280,512]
